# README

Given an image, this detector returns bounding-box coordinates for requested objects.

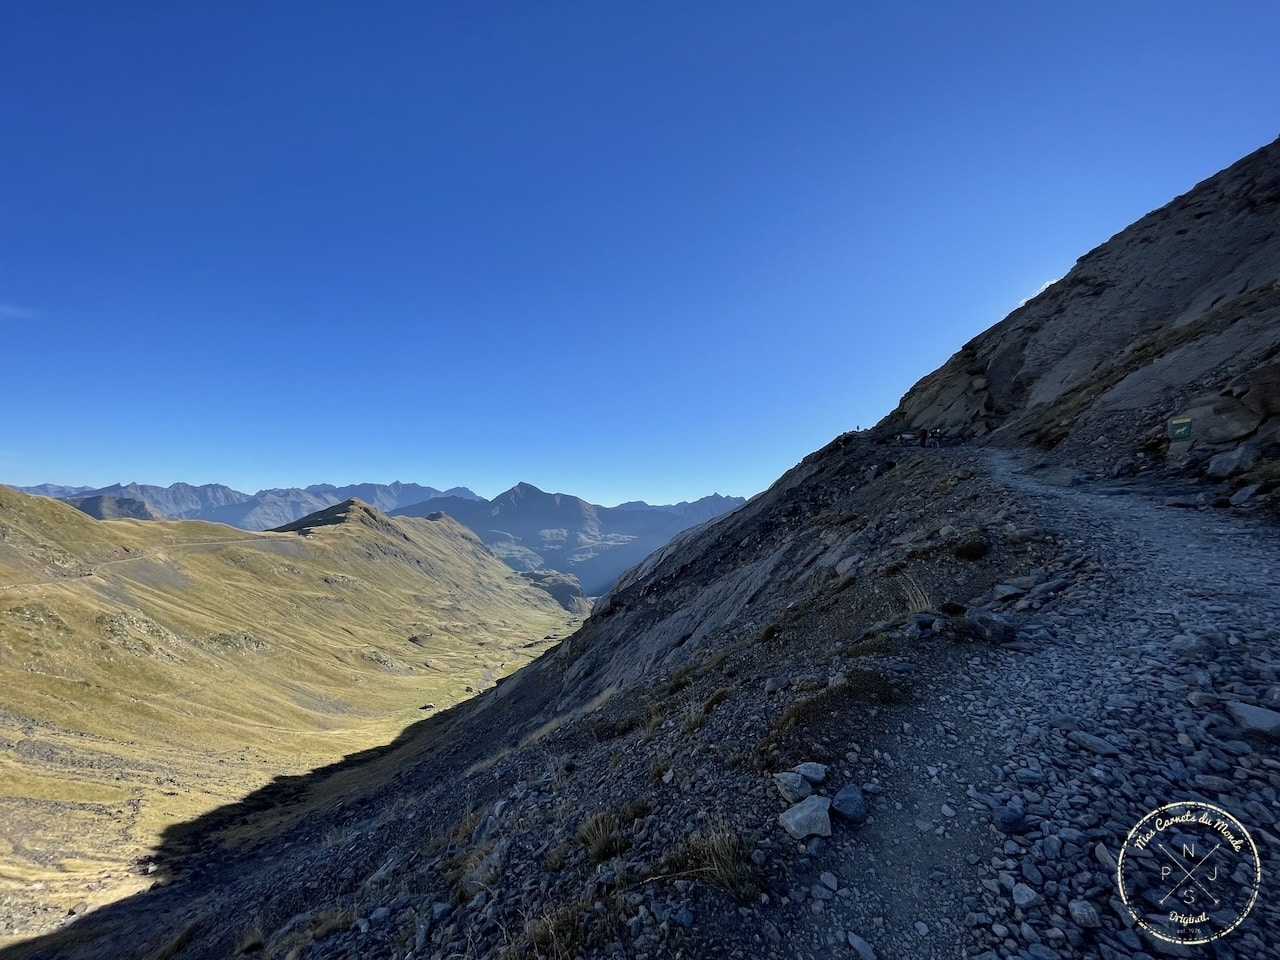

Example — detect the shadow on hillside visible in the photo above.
[0,664,561,960]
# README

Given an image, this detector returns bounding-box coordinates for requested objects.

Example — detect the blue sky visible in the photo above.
[2,2,1277,506]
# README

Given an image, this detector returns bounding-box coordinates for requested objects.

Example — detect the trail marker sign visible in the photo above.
[1168,418,1193,441]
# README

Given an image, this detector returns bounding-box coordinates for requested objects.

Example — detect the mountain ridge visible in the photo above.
[391,483,748,595]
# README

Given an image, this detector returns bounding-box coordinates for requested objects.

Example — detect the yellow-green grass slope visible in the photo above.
[0,488,577,926]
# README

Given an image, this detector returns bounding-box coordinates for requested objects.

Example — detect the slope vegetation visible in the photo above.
[0,491,576,934]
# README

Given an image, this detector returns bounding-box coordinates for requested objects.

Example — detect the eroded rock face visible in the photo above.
[883,136,1280,468]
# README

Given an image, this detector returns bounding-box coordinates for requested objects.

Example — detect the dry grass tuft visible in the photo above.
[514,899,590,960]
[753,669,905,768]
[664,827,756,901]
[231,920,265,955]
[577,811,627,862]
[619,795,651,824]
[143,920,201,960]
[664,665,694,695]
[681,708,706,735]
[426,808,482,853]
[891,569,933,613]
[703,686,732,712]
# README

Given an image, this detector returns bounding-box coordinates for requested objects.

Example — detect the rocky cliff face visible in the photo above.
[886,136,1280,479]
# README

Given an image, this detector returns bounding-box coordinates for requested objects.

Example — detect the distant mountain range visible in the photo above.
[8,479,746,596]
[391,483,746,595]
[12,480,481,531]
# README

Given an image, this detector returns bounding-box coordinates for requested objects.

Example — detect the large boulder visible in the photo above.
[1206,443,1261,479]
[1225,701,1280,739]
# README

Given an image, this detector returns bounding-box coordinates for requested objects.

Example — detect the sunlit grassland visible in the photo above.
[0,488,580,926]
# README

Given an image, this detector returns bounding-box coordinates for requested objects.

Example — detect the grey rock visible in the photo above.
[1011,882,1038,907]
[831,784,869,824]
[779,795,832,839]
[1067,730,1120,756]
[793,761,829,784]
[773,771,813,803]
[1206,443,1260,479]
[847,931,877,960]
[1068,898,1101,928]
[1230,483,1262,506]
[964,609,1020,644]
[1225,701,1280,739]
[820,870,839,891]
[994,802,1028,835]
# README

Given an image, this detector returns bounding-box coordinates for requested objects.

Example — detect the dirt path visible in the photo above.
[827,449,1279,959]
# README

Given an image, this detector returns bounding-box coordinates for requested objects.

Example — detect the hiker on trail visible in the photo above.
[917,427,928,448]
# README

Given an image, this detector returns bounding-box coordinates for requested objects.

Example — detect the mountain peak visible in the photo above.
[269,497,401,537]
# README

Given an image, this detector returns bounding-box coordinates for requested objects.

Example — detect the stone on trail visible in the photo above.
[1066,730,1120,756]
[1068,898,1101,928]
[831,784,869,824]
[963,609,1020,645]
[793,761,829,784]
[779,795,832,839]
[1225,701,1280,739]
[846,931,877,960]
[993,802,1028,835]
[773,771,813,803]
[1011,882,1038,907]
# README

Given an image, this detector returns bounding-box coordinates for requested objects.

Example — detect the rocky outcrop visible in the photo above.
[59,495,167,521]
[883,136,1280,479]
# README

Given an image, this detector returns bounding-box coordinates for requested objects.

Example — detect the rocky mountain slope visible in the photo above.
[0,493,577,943]
[392,484,747,596]
[57,495,167,521]
[4,138,1279,960]
[887,135,1280,484]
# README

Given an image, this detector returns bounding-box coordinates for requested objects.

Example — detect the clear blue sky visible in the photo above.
[2,2,1276,506]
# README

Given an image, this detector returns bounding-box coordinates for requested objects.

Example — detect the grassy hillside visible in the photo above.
[0,489,578,926]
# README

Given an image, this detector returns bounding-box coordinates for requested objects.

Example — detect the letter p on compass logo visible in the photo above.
[1117,801,1262,945]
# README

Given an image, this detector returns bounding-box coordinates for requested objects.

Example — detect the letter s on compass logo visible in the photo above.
[1117,801,1262,946]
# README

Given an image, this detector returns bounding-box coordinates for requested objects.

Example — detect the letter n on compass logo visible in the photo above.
[1117,801,1262,946]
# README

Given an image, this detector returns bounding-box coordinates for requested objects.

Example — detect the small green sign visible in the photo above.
[1168,417,1193,440]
